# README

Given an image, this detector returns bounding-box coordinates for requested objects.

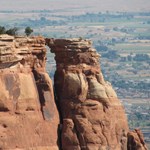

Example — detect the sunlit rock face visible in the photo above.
[0,35,59,150]
[47,38,129,150]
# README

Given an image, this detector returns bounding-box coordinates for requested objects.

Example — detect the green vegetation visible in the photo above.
[25,27,33,36]
[0,26,18,36]
[0,26,34,36]
[5,27,18,36]
[0,26,6,34]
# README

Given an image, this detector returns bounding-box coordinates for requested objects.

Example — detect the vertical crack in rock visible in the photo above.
[46,38,148,150]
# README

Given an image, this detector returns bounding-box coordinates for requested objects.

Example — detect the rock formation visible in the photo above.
[127,129,148,150]
[47,38,129,150]
[46,38,147,150]
[0,35,59,150]
[0,35,147,150]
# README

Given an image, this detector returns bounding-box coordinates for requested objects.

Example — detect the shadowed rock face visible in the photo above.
[47,38,129,150]
[0,35,59,150]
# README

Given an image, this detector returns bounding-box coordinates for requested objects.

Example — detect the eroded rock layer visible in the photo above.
[47,38,129,150]
[0,35,59,150]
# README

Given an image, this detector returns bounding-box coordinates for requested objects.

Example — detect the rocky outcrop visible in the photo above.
[0,35,147,150]
[0,35,59,150]
[127,129,148,150]
[47,38,129,150]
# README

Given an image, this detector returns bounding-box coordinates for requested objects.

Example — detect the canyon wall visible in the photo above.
[0,35,59,150]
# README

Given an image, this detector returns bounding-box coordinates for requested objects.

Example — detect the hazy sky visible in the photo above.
[0,0,150,12]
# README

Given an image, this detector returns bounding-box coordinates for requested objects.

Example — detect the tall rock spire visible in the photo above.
[47,38,129,150]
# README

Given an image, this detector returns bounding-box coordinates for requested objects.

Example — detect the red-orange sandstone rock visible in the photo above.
[46,38,148,150]
[0,35,147,150]
[127,129,148,150]
[0,35,59,150]
[47,38,129,150]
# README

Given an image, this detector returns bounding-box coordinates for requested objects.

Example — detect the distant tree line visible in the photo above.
[21,17,66,27]
[0,26,33,36]
[120,54,150,63]
[137,35,150,40]
[69,12,134,23]
[112,79,150,90]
